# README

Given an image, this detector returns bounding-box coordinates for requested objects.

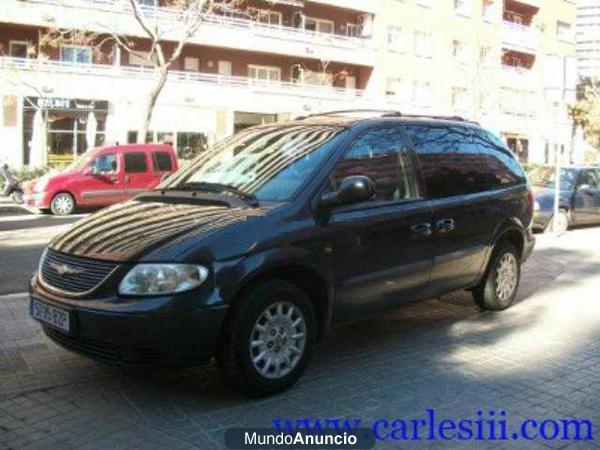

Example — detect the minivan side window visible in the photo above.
[90,153,117,174]
[331,127,419,203]
[472,128,525,187]
[152,151,173,172]
[402,125,495,199]
[124,152,148,173]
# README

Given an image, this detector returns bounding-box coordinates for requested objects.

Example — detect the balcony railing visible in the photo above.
[21,0,374,51]
[502,20,540,53]
[0,57,365,100]
[501,65,536,87]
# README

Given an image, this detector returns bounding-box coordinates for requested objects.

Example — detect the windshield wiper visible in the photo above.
[168,181,259,206]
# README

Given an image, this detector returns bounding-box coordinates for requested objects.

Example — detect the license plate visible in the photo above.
[30,298,70,332]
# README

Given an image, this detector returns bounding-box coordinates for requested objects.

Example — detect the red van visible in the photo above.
[23,144,178,215]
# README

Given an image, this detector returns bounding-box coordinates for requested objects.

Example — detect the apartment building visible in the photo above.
[577,0,600,79]
[0,0,578,167]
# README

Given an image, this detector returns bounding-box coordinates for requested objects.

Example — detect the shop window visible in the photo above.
[177,132,207,159]
[60,45,92,65]
[124,152,148,173]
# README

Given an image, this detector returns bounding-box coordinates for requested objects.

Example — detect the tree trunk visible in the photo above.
[138,65,169,143]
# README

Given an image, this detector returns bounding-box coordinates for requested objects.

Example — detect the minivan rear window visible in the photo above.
[124,152,148,173]
[152,151,173,172]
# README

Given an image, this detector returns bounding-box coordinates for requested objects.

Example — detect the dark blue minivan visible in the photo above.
[30,111,535,396]
[531,166,600,232]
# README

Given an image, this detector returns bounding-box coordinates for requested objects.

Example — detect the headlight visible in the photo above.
[119,264,209,296]
[534,201,540,211]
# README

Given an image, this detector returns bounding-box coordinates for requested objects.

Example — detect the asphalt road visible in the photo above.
[0,213,88,295]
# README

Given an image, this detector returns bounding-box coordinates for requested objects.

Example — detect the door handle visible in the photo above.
[435,218,455,233]
[410,222,432,237]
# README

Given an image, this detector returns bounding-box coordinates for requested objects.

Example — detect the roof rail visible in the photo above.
[295,109,472,123]
[295,109,401,120]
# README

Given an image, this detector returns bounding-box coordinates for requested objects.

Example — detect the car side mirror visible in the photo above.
[320,175,376,209]
[578,184,592,193]
[83,167,94,175]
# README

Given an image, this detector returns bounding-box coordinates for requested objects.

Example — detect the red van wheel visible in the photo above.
[50,193,76,215]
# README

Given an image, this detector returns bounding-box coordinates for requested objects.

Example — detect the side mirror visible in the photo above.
[578,184,592,193]
[83,167,93,175]
[320,175,376,209]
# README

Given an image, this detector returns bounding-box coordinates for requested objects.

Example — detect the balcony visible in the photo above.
[1,0,376,66]
[501,66,537,88]
[0,56,366,105]
[308,0,378,14]
[501,21,540,53]
[510,0,540,8]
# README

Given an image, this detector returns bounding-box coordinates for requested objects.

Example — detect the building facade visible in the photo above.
[576,0,600,79]
[0,0,578,167]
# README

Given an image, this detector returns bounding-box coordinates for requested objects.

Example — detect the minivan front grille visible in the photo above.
[40,249,119,294]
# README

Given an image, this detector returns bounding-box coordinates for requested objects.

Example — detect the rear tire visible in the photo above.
[473,242,521,311]
[50,193,75,215]
[217,280,316,397]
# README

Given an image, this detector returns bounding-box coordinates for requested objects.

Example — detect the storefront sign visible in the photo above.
[24,97,109,113]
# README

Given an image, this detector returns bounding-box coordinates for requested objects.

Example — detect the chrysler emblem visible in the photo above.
[50,263,85,277]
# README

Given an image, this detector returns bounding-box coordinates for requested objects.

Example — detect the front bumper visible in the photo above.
[29,276,228,367]
[23,191,52,209]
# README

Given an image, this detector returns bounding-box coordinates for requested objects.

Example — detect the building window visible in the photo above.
[129,51,154,68]
[414,31,433,58]
[453,40,469,63]
[184,57,199,71]
[412,80,432,106]
[248,65,281,82]
[387,26,404,52]
[556,21,573,42]
[479,46,493,67]
[386,78,405,101]
[8,41,29,58]
[452,87,469,111]
[218,60,232,77]
[138,0,157,6]
[482,0,495,21]
[454,0,470,16]
[60,45,92,65]
[248,8,283,26]
[346,23,361,37]
[305,17,335,34]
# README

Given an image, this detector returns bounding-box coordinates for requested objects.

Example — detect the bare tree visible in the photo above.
[41,0,242,143]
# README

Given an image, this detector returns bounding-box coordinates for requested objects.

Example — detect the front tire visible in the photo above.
[50,193,75,215]
[217,280,316,397]
[473,242,521,311]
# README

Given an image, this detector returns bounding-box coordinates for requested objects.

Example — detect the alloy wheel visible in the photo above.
[249,301,307,380]
[495,253,518,302]
[52,194,74,215]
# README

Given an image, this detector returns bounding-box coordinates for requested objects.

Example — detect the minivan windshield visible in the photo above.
[162,125,347,201]
[529,167,578,190]
[64,148,97,172]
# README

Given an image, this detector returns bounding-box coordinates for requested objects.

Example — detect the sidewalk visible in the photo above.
[0,196,29,215]
[0,229,599,449]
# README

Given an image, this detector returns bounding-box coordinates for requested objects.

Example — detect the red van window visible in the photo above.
[152,151,173,172]
[124,152,148,173]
